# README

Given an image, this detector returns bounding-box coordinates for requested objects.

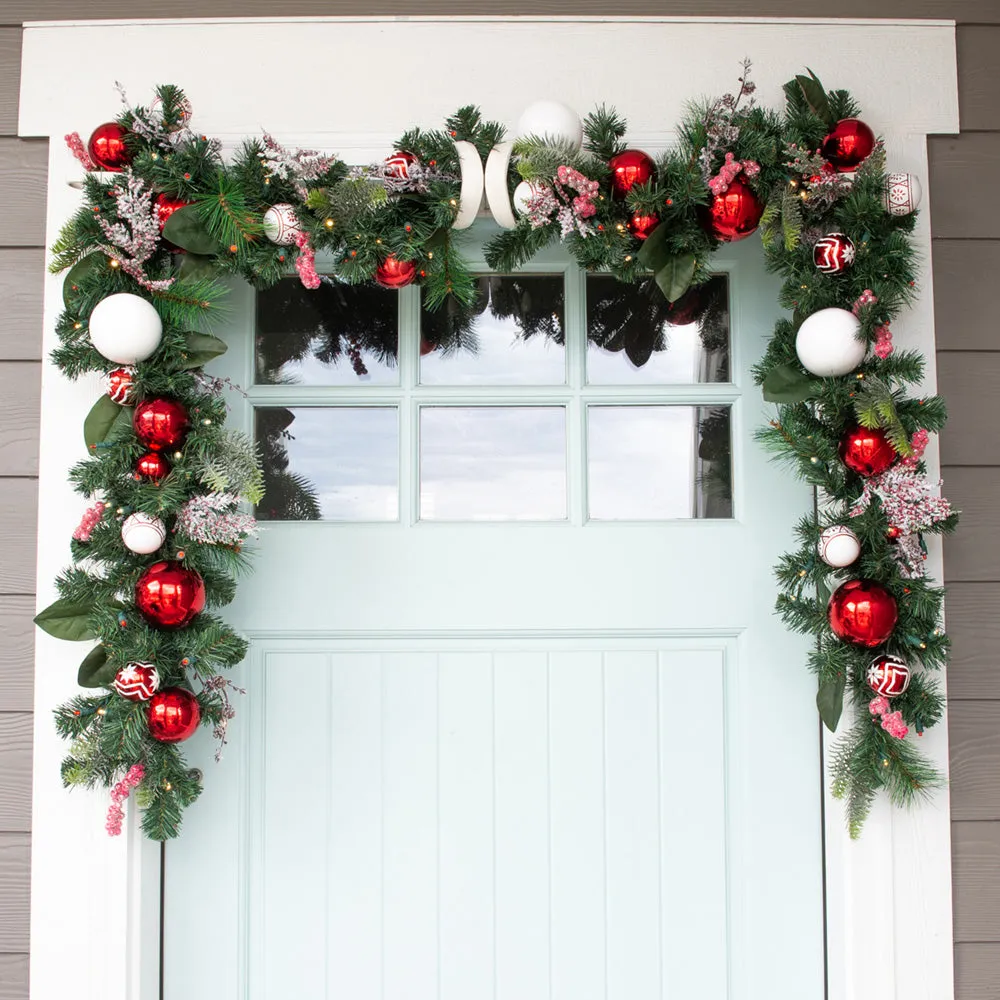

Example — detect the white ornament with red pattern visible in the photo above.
[866,654,911,697]
[882,172,922,217]
[817,525,861,568]
[813,233,856,274]
[113,662,161,701]
[262,203,302,245]
[121,512,167,554]
[106,367,135,404]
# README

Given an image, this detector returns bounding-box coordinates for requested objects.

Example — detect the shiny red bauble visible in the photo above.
[829,579,898,648]
[135,561,206,630]
[375,256,417,289]
[87,122,132,172]
[133,398,189,452]
[866,654,911,697]
[384,150,418,180]
[147,687,201,743]
[626,211,660,241]
[106,366,135,404]
[154,192,191,231]
[821,118,876,173]
[664,285,706,327]
[608,150,655,197]
[702,176,764,242]
[839,425,897,477]
[136,452,171,483]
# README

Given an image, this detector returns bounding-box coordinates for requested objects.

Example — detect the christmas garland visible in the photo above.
[36,67,955,840]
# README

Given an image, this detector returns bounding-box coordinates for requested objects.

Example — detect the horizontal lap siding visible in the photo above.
[1,9,998,1000]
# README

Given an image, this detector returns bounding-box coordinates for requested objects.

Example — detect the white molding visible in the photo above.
[21,16,958,1000]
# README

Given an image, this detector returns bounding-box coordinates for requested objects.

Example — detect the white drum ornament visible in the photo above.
[882,172,922,217]
[262,203,303,245]
[121,512,167,554]
[795,307,866,377]
[88,293,163,365]
[113,662,161,702]
[817,525,861,568]
[516,100,583,152]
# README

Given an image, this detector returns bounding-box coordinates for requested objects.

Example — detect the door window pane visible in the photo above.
[586,274,730,384]
[256,407,398,521]
[420,407,567,520]
[587,405,732,519]
[420,275,566,385]
[255,279,399,385]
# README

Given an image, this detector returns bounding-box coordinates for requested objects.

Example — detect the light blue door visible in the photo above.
[164,227,823,1000]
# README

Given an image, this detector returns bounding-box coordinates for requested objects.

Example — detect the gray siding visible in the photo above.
[1,8,997,1000]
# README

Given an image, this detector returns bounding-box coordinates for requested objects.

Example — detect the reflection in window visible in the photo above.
[420,407,567,520]
[587,406,732,520]
[255,279,399,385]
[256,407,398,521]
[420,275,565,384]
[586,274,730,384]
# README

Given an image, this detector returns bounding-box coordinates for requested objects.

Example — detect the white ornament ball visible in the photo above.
[882,172,922,217]
[512,180,545,216]
[262,203,303,245]
[817,525,862,568]
[88,293,163,365]
[795,307,866,377]
[121,512,167,554]
[516,100,583,151]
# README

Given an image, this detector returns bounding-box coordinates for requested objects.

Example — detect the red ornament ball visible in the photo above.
[136,452,171,483]
[886,524,903,542]
[147,687,201,743]
[702,176,764,242]
[821,118,876,173]
[375,256,417,289]
[866,654,911,697]
[626,211,660,241]
[154,192,191,232]
[664,285,706,327]
[135,561,206,630]
[113,662,161,702]
[87,122,132,172]
[384,150,418,180]
[839,425,897,478]
[608,149,655,197]
[133,398,189,452]
[813,232,856,274]
[829,579,898,648]
[106,366,135,405]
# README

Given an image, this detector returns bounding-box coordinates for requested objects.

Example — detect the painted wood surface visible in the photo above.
[0,835,29,953]
[933,241,1000,350]
[945,584,1000,700]
[0,597,34,713]
[952,823,1000,940]
[0,714,31,833]
[0,957,27,1000]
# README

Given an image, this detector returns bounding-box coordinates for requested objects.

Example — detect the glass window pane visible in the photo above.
[255,279,398,385]
[420,275,566,385]
[587,405,732,520]
[256,407,398,521]
[420,407,566,520]
[586,274,730,384]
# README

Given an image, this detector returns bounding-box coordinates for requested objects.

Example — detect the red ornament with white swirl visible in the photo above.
[817,525,861,568]
[113,662,161,702]
[813,233,855,274]
[262,203,303,245]
[384,151,418,180]
[866,654,911,697]
[106,367,135,404]
[882,172,922,217]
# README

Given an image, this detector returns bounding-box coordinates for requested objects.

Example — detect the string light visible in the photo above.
[108,259,121,270]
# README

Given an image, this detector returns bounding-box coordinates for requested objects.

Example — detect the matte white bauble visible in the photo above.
[516,100,583,151]
[795,307,866,377]
[513,180,543,216]
[88,293,163,365]
[882,172,922,217]
[817,525,861,568]
[121,512,167,554]
[262,203,303,245]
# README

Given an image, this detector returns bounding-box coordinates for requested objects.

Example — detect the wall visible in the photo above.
[0,6,996,1000]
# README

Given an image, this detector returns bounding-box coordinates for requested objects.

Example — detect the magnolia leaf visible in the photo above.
[34,598,95,641]
[180,332,228,369]
[816,676,846,733]
[623,327,655,368]
[62,253,105,310]
[762,364,818,403]
[162,205,221,256]
[78,645,115,688]
[177,252,218,281]
[635,222,670,273]
[83,394,123,451]
[654,254,696,304]
[796,70,834,127]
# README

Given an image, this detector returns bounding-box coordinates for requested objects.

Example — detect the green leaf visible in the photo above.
[762,364,818,403]
[162,205,221,255]
[34,598,95,641]
[796,70,834,127]
[78,645,115,688]
[816,578,832,607]
[83,394,123,451]
[62,253,104,310]
[177,252,219,281]
[816,676,846,733]
[180,332,228,369]
[653,254,696,303]
[635,223,671,273]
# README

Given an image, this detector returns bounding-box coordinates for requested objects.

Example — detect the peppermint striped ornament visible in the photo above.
[813,232,856,274]
[114,662,161,702]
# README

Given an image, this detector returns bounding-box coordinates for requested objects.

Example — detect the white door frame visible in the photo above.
[20,16,959,1000]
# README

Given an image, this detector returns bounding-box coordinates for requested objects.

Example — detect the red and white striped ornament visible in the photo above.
[813,233,856,274]
[106,367,135,404]
[866,654,911,697]
[384,150,418,180]
[113,662,161,701]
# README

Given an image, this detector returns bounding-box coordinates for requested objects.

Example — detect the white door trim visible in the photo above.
[20,16,959,1000]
